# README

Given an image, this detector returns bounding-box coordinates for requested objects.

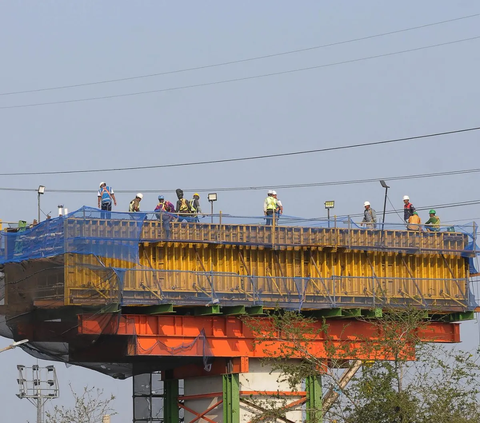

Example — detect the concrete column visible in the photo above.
[238,359,303,422]
[183,359,304,423]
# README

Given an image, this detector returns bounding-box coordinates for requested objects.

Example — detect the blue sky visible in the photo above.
[1,2,479,421]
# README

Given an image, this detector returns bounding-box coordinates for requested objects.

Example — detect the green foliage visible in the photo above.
[45,384,116,423]
[244,309,480,423]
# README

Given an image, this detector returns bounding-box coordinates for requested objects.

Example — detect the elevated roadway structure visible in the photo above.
[0,207,477,422]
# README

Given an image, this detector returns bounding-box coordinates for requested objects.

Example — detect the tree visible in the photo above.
[45,385,116,423]
[244,309,480,423]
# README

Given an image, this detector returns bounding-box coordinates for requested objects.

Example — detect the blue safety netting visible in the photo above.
[1,206,478,265]
[0,207,146,264]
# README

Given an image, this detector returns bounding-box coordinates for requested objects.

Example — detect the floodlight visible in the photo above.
[379,180,389,189]
[37,185,45,195]
[324,201,335,209]
[208,193,217,202]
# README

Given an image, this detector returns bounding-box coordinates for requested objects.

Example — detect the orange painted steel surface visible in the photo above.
[78,314,460,360]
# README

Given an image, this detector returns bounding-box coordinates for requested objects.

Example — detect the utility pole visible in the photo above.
[16,364,59,423]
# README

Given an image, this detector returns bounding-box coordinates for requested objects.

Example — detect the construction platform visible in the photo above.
[0,207,477,421]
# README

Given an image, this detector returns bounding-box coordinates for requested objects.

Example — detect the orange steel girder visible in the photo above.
[78,314,460,360]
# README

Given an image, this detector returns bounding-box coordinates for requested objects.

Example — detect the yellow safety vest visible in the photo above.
[266,196,277,211]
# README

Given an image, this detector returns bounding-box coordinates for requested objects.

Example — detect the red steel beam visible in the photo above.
[78,314,460,360]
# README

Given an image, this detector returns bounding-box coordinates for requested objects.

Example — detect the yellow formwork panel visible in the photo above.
[64,253,136,305]
[61,220,470,307]
[132,243,468,305]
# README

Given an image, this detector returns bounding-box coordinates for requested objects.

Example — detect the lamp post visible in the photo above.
[324,201,335,228]
[37,186,45,223]
[380,180,390,230]
[208,193,217,224]
[0,339,29,354]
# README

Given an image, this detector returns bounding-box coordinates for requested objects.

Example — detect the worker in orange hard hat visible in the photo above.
[189,193,203,223]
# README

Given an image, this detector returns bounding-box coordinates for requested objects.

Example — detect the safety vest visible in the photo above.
[266,196,277,211]
[179,198,190,212]
[189,199,197,213]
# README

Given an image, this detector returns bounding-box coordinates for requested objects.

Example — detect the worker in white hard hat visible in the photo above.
[403,195,415,223]
[272,191,283,221]
[264,190,278,225]
[129,193,143,213]
[97,182,117,217]
[361,201,377,229]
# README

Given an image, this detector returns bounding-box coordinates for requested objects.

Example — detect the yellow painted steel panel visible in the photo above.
[60,220,470,308]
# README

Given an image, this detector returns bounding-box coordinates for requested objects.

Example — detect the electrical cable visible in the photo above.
[1,36,479,110]
[387,196,405,222]
[1,13,477,97]
[1,163,480,193]
[0,125,478,176]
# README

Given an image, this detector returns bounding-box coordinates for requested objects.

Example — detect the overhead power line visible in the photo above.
[0,125,478,176]
[1,35,479,110]
[1,13,477,97]
[1,164,480,194]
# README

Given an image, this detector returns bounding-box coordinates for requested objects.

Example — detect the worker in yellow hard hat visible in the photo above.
[189,193,203,222]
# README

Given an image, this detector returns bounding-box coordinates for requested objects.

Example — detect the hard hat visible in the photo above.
[158,195,164,201]
[364,201,370,207]
[267,190,273,195]
[403,195,410,201]
[136,193,143,199]
[429,209,436,214]
[99,182,106,187]
[272,190,277,195]
[194,193,200,197]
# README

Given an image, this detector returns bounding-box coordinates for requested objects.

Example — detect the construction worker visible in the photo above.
[129,193,143,212]
[407,211,422,231]
[175,189,194,222]
[155,195,175,239]
[97,182,117,214]
[272,191,283,221]
[361,201,376,228]
[425,210,441,232]
[189,193,202,223]
[403,195,415,223]
[264,190,278,225]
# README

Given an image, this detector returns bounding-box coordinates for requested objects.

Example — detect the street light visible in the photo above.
[379,180,390,230]
[208,193,217,224]
[0,339,29,354]
[325,201,335,228]
[17,363,59,423]
[37,186,45,223]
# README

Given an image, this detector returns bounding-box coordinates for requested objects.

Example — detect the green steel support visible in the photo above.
[164,379,179,423]
[223,305,246,315]
[246,305,264,315]
[123,304,175,314]
[223,373,240,423]
[306,375,323,423]
[194,304,221,315]
[361,308,383,318]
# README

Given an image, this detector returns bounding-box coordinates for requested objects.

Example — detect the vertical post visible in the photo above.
[223,374,240,423]
[305,375,323,423]
[164,379,179,423]
[272,211,276,249]
[382,186,388,231]
[210,201,214,224]
[327,208,330,228]
[37,192,41,224]
[37,397,42,423]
